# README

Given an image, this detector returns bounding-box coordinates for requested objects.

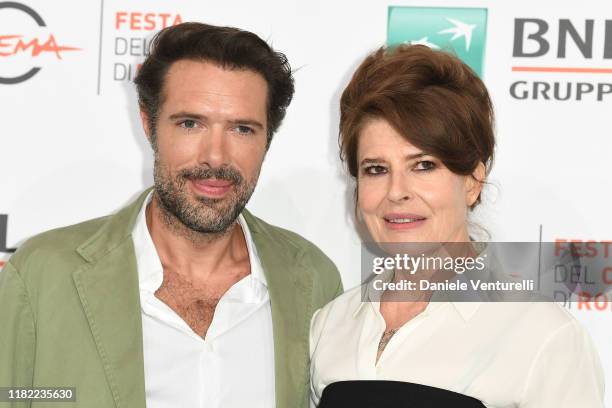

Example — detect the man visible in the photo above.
[0,23,342,408]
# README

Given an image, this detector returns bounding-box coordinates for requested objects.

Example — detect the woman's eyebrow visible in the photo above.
[359,158,385,165]
[359,152,427,165]
[406,152,427,160]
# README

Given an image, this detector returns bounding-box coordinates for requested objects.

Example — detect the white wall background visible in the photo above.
[1,0,610,405]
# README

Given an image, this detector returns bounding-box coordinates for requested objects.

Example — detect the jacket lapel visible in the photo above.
[69,190,313,408]
[72,189,152,408]
[243,210,314,408]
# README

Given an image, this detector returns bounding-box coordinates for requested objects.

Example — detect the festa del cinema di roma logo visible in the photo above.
[111,11,183,83]
[387,6,488,77]
[0,1,80,84]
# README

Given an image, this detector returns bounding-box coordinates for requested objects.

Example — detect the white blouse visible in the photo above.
[310,284,604,407]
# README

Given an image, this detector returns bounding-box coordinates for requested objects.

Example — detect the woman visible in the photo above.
[309,45,604,407]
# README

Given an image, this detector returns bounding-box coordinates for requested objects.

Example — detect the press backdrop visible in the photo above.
[1,0,610,403]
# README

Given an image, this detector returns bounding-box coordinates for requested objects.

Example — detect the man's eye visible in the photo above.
[414,160,436,171]
[180,120,198,129]
[235,125,254,135]
[363,165,387,175]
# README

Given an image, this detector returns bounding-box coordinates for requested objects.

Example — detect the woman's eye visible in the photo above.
[180,119,198,130]
[414,160,436,171]
[363,165,387,175]
[235,125,254,135]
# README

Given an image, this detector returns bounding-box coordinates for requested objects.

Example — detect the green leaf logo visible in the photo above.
[387,7,488,77]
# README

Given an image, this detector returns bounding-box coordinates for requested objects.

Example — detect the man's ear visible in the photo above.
[140,109,152,143]
[466,162,486,207]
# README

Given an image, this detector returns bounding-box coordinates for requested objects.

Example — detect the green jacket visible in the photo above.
[0,189,343,408]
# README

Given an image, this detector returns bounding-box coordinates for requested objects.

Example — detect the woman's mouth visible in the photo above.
[383,213,427,230]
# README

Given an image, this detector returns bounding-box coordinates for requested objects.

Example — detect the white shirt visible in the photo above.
[310,283,605,407]
[132,193,275,408]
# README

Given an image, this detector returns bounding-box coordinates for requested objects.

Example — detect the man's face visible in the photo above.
[144,60,269,234]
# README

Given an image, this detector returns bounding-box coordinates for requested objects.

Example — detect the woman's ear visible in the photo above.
[466,162,486,207]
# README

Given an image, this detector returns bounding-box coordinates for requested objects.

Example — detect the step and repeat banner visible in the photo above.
[1,0,610,403]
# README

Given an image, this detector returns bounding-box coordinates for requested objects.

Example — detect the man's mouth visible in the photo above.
[189,178,233,198]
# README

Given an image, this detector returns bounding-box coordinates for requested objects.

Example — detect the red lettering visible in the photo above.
[42,35,60,59]
[584,240,598,257]
[594,293,609,311]
[114,12,182,31]
[130,12,142,30]
[603,241,612,258]
[144,13,156,30]
[14,37,38,55]
[603,267,612,284]
[0,35,21,56]
[555,239,567,257]
[159,13,170,28]
[115,12,127,29]
[10,34,79,58]
[577,291,591,310]
[570,239,584,257]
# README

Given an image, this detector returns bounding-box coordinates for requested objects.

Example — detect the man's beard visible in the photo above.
[153,154,258,235]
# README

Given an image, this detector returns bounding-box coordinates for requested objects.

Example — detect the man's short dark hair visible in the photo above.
[134,22,295,147]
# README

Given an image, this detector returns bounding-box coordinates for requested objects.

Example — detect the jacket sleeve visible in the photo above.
[0,261,35,408]
[318,258,343,308]
[333,275,343,298]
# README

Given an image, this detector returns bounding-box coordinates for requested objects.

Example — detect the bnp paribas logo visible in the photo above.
[387,7,488,77]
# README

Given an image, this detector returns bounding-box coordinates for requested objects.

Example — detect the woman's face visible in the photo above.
[356,118,483,244]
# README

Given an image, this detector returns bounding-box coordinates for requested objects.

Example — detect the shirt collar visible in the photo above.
[132,191,162,293]
[351,292,481,322]
[238,210,267,287]
[351,252,485,322]
[449,301,481,321]
[131,191,267,294]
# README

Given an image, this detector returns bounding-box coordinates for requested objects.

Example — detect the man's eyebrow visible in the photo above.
[168,112,207,120]
[227,119,264,130]
[359,153,427,165]
[166,113,264,130]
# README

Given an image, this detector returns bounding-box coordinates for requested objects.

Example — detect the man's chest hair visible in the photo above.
[153,265,249,338]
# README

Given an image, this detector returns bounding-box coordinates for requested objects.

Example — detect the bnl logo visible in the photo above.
[387,6,488,77]
[513,19,612,59]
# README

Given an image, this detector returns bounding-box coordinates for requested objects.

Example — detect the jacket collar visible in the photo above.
[73,188,313,408]
[242,210,314,407]
[72,189,151,408]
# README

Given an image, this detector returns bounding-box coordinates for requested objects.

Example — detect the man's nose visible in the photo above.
[197,125,229,168]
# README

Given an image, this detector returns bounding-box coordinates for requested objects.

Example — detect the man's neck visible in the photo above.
[145,194,248,284]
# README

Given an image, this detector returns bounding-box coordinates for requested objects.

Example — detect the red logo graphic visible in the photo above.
[0,33,79,58]
[0,2,80,84]
[115,11,183,31]
[555,239,612,312]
